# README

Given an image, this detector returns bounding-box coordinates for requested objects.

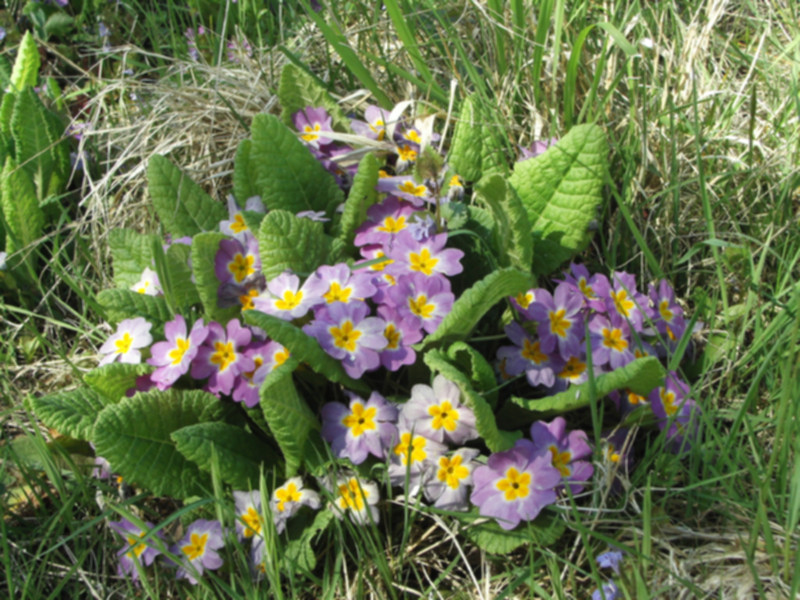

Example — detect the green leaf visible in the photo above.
[259,361,319,477]
[165,242,200,312]
[511,356,665,415]
[29,388,107,440]
[461,510,565,554]
[278,64,351,133]
[93,389,223,498]
[232,139,258,205]
[446,341,499,407]
[257,210,333,280]
[333,153,380,248]
[191,232,240,322]
[424,349,520,452]
[248,114,343,219]
[244,310,369,395]
[474,174,533,271]
[448,96,483,182]
[44,12,75,39]
[172,422,281,489]
[1,156,43,256]
[108,229,157,290]
[96,289,173,325]
[10,32,40,92]
[147,155,226,238]
[285,510,334,573]
[85,363,153,403]
[421,268,533,348]
[0,93,16,138]
[508,124,608,275]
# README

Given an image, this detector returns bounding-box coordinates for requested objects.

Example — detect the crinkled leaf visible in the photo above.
[480,120,508,177]
[9,32,39,92]
[44,12,75,39]
[249,113,343,219]
[108,229,158,290]
[0,93,16,138]
[446,341,499,408]
[93,389,223,498]
[278,63,351,133]
[147,154,226,238]
[191,232,240,322]
[172,422,281,489]
[164,242,200,312]
[257,210,333,280]
[511,356,665,415]
[259,361,319,477]
[97,289,172,325]
[85,363,153,403]
[285,510,334,573]
[448,96,482,182]
[29,388,107,441]
[334,153,380,248]
[1,157,43,257]
[461,510,565,554]
[474,174,533,271]
[424,349,519,452]
[244,310,369,395]
[232,139,258,206]
[508,124,608,275]
[421,268,533,348]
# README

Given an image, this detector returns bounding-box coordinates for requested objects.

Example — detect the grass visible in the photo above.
[1,0,799,597]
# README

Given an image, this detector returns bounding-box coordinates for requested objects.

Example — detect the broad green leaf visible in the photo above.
[424,349,520,452]
[1,157,43,256]
[448,96,482,182]
[93,389,223,498]
[257,210,333,280]
[285,510,334,573]
[511,356,665,415]
[333,153,380,248]
[85,363,153,403]
[0,55,11,91]
[165,242,200,312]
[480,120,508,177]
[446,341,499,407]
[232,139,258,206]
[96,289,173,325]
[0,93,16,138]
[461,510,565,554]
[244,310,369,395]
[421,268,533,348]
[147,155,226,238]
[259,362,319,477]
[29,388,106,441]
[172,422,281,489]
[278,64,351,133]
[44,12,75,39]
[191,232,240,322]
[108,229,157,290]
[474,174,533,271]
[248,114,343,219]
[508,124,608,275]
[10,32,40,91]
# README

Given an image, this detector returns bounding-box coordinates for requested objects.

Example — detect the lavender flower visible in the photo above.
[399,375,478,445]
[325,473,381,525]
[387,230,464,278]
[597,549,625,574]
[304,263,377,307]
[529,417,593,494]
[387,428,447,496]
[293,107,334,149]
[320,391,398,464]
[109,519,163,582]
[592,580,621,600]
[172,519,225,584]
[147,315,208,390]
[98,318,152,366]
[387,272,454,334]
[234,490,264,541]
[270,477,321,534]
[253,272,317,321]
[527,283,585,359]
[423,447,480,511]
[191,319,254,396]
[214,236,260,285]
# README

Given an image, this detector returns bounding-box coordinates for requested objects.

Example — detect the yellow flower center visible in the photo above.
[409,247,439,276]
[393,432,427,466]
[337,478,368,512]
[369,251,393,271]
[627,389,646,405]
[323,281,353,304]
[548,445,572,477]
[578,278,596,299]
[330,320,361,352]
[275,482,303,512]
[602,327,628,352]
[515,291,534,309]
[549,308,571,338]
[243,357,264,382]
[135,281,151,294]
[125,533,147,559]
[384,323,401,350]
[115,332,133,355]
[228,253,255,284]
[397,180,426,196]
[429,401,459,432]
[230,213,248,234]
[437,455,469,489]
[239,288,258,311]
[559,356,586,380]
[377,215,406,234]
[661,389,678,416]
[409,294,435,319]
[210,341,236,372]
[607,443,620,463]
[301,123,321,142]
[449,174,463,188]
[370,120,385,140]
[659,299,674,322]
[168,337,190,365]
[341,402,377,437]
[275,289,303,311]
[181,532,209,561]
[495,467,531,501]
[274,346,290,366]
[404,129,421,144]
[241,506,261,538]
[611,289,635,318]
[521,338,548,364]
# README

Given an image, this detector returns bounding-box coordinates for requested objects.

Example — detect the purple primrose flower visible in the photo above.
[109,519,163,582]
[529,417,594,494]
[321,391,398,464]
[172,519,225,584]
[399,375,478,445]
[98,318,153,366]
[147,315,209,390]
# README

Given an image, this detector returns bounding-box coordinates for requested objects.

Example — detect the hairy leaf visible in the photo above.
[474,174,533,271]
[232,139,258,206]
[93,389,223,498]
[9,32,39,91]
[285,510,334,573]
[461,510,565,554]
[424,349,520,452]
[97,289,172,325]
[511,356,665,415]
[85,363,153,403]
[147,155,226,238]
[108,229,158,290]
[1,157,43,257]
[248,114,343,219]
[278,64,351,133]
[0,93,16,138]
[172,422,280,489]
[165,242,200,313]
[448,96,483,182]
[29,388,107,441]
[334,153,380,248]
[446,341,499,407]
[257,210,333,280]
[191,232,240,322]
[508,124,608,275]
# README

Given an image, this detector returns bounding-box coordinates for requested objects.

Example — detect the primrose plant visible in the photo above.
[30,64,700,585]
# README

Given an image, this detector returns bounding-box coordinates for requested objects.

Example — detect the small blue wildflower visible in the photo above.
[592,580,620,600]
[597,549,625,574]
